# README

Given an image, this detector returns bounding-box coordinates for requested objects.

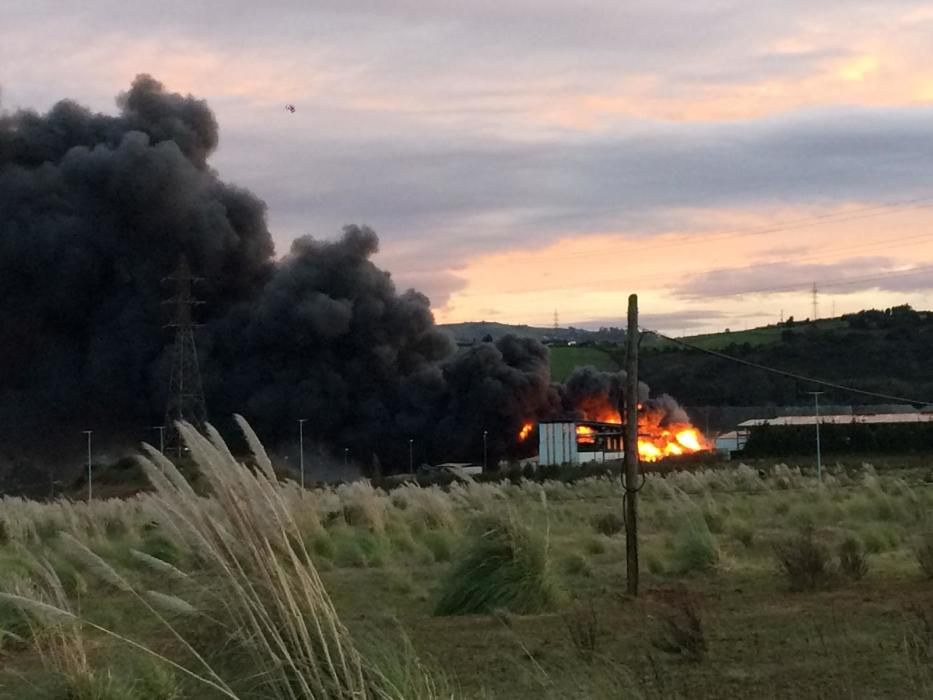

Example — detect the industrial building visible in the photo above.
[538,420,624,466]
[715,412,933,454]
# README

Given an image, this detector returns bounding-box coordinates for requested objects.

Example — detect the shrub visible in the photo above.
[311,533,337,560]
[592,512,625,537]
[669,517,719,575]
[701,507,724,534]
[645,550,665,575]
[838,536,869,581]
[651,593,707,662]
[560,552,592,577]
[433,515,563,616]
[420,530,454,563]
[585,537,608,556]
[914,532,933,580]
[774,529,836,592]
[563,601,602,662]
[728,520,754,549]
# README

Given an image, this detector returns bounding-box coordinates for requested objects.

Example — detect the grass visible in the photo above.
[433,514,563,616]
[1,449,933,697]
[547,346,619,382]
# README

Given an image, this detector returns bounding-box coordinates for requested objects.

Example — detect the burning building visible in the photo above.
[531,367,711,466]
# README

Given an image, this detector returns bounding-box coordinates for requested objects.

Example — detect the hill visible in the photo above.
[439,321,625,345]
[639,305,933,408]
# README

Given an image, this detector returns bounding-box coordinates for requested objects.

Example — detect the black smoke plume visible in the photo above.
[0,76,562,478]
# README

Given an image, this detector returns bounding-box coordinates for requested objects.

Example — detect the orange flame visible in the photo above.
[576,425,597,444]
[518,422,534,441]
[568,401,710,462]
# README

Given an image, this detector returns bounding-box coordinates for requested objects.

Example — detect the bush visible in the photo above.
[592,512,625,537]
[651,593,707,662]
[433,516,563,616]
[838,536,869,581]
[728,520,754,549]
[914,532,933,580]
[563,601,602,662]
[669,517,719,575]
[774,529,836,592]
[560,552,592,577]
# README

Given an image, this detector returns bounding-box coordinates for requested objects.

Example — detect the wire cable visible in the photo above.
[643,326,933,406]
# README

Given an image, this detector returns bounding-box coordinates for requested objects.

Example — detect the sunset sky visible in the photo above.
[4,1,933,333]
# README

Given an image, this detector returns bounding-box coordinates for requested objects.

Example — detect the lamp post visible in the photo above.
[408,438,414,473]
[806,391,825,483]
[297,419,308,490]
[483,430,488,471]
[343,447,349,467]
[82,430,93,502]
[152,426,166,455]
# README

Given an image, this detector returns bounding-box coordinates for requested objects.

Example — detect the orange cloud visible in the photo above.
[434,204,933,331]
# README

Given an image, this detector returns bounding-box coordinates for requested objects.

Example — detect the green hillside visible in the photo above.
[641,306,933,407]
[548,345,620,381]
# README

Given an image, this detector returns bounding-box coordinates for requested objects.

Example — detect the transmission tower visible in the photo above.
[163,255,208,459]
[811,282,819,321]
[553,310,559,331]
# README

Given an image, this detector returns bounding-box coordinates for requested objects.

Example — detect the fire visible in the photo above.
[576,425,596,444]
[518,422,534,441]
[674,429,703,452]
[571,403,710,462]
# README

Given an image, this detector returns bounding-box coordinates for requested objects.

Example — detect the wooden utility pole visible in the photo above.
[624,294,640,596]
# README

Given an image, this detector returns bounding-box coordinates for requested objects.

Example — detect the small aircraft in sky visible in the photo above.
[285,104,296,113]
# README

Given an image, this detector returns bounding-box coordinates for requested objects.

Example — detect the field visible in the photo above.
[548,346,620,381]
[649,319,850,352]
[1,425,933,698]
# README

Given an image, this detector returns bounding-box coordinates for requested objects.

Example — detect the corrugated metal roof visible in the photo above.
[738,413,933,427]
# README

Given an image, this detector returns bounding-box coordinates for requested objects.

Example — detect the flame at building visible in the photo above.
[519,366,710,463]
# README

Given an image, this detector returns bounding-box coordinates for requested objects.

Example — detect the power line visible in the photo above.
[690,262,933,301]
[643,327,933,406]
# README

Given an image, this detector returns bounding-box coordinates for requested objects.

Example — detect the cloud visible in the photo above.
[673,256,933,299]
[5,0,933,314]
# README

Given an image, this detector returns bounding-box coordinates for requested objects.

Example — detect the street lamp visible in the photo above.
[297,419,308,490]
[81,430,93,502]
[343,447,349,467]
[408,438,414,473]
[483,430,488,471]
[152,426,166,455]
[806,391,825,483]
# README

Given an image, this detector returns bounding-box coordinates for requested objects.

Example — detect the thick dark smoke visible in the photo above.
[0,76,563,477]
[0,76,273,469]
[559,366,693,427]
[559,366,648,419]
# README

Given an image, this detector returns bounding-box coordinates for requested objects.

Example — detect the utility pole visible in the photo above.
[82,430,93,502]
[807,391,825,483]
[812,282,819,321]
[152,426,166,455]
[624,294,640,597]
[483,430,488,471]
[297,419,307,490]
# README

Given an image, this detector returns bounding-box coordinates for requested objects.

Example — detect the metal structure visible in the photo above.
[806,391,825,483]
[163,255,208,459]
[538,420,624,466]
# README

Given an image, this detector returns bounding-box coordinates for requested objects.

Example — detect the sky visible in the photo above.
[3,0,933,334]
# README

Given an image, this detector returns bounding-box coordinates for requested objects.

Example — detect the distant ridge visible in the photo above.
[439,321,625,345]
